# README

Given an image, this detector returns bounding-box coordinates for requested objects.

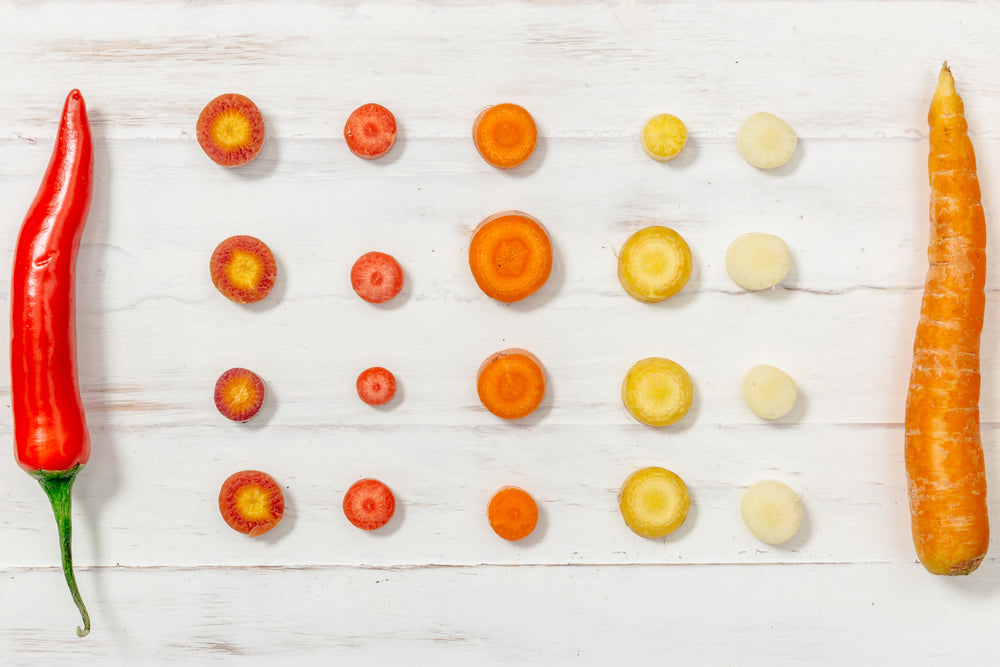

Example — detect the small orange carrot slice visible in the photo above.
[218,470,285,537]
[477,349,546,420]
[488,486,538,541]
[469,211,552,303]
[473,103,537,169]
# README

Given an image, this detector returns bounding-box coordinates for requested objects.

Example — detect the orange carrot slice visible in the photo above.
[488,486,538,541]
[214,367,266,422]
[344,103,397,160]
[469,211,552,303]
[218,470,285,537]
[477,349,546,420]
[473,103,537,169]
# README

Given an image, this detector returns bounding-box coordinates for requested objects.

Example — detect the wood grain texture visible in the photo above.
[2,0,1000,663]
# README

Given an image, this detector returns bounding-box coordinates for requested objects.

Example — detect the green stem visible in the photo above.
[36,466,90,637]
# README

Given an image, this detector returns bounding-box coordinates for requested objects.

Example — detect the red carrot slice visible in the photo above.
[488,486,538,541]
[214,367,266,422]
[197,93,266,167]
[344,103,398,160]
[357,367,397,406]
[351,251,403,304]
[210,235,277,304]
[218,470,285,536]
[343,478,396,530]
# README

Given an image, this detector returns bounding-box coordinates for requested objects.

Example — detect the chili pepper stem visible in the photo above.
[35,466,90,637]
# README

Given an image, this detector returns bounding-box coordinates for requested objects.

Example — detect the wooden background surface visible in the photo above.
[2,1,1000,664]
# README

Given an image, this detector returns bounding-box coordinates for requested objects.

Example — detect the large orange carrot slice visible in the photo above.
[477,349,546,420]
[905,63,989,575]
[469,211,552,303]
[473,103,537,169]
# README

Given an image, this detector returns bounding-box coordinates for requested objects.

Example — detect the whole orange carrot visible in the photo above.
[905,63,989,575]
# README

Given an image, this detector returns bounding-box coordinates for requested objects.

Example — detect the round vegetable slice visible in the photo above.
[473,103,537,169]
[725,232,790,291]
[344,103,397,160]
[357,367,397,406]
[469,211,552,303]
[742,365,797,419]
[617,226,692,302]
[619,467,690,538]
[741,479,803,545]
[196,93,266,167]
[351,251,404,304]
[477,349,546,420]
[218,470,285,537]
[737,112,797,169]
[343,478,396,530]
[488,486,539,541]
[215,367,266,422]
[621,357,693,427]
[210,235,277,304]
[641,113,687,161]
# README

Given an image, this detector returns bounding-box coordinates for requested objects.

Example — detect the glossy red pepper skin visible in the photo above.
[10,89,93,637]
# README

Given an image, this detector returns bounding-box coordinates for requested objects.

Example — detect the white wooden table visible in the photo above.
[2,1,1000,663]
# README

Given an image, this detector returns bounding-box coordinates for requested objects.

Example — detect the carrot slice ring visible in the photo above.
[477,349,546,420]
[473,103,537,169]
[469,211,552,303]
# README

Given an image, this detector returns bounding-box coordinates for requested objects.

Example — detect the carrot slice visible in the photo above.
[196,93,266,167]
[343,478,395,530]
[351,251,404,304]
[469,211,552,303]
[218,470,285,537]
[356,366,397,406]
[473,103,537,169]
[210,235,277,304]
[477,349,546,420]
[344,103,397,160]
[488,486,538,541]
[214,367,266,422]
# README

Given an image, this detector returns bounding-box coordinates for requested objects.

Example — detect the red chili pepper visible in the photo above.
[11,89,94,637]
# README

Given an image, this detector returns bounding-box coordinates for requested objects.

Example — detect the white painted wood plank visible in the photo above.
[1,562,996,664]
